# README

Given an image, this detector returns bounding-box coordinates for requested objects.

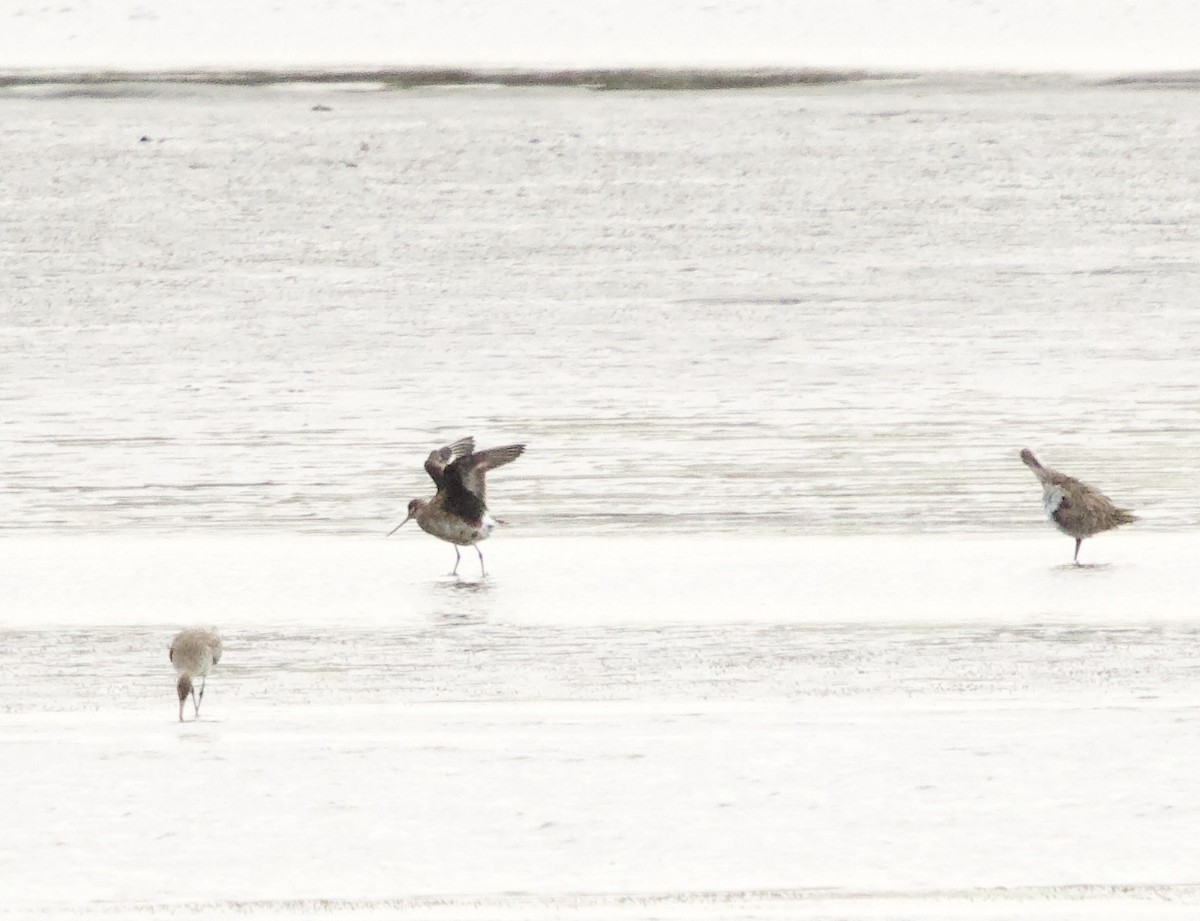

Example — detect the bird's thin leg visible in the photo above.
[191,684,200,717]
[451,546,461,576]
[1073,538,1082,564]
[476,545,486,577]
[197,675,207,714]
[179,699,185,723]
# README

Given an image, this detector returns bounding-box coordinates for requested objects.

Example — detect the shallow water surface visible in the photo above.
[3,80,1200,919]
[2,80,1199,536]
[2,533,1198,916]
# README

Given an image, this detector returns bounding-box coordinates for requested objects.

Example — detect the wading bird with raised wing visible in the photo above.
[389,436,525,576]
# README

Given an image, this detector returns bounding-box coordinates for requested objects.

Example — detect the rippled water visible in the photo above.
[3,77,1200,536]
[4,79,1200,919]
[6,618,1199,715]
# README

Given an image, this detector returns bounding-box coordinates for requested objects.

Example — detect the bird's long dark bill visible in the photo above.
[386,515,413,537]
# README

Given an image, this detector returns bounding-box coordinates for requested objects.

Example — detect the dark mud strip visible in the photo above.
[0,67,895,92]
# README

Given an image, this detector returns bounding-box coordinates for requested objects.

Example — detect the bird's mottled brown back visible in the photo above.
[1022,450,1137,539]
[170,627,223,672]
[1051,483,1137,537]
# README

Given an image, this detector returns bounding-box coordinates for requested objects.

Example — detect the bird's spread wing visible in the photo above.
[423,436,475,489]
[453,444,525,503]
[443,444,525,520]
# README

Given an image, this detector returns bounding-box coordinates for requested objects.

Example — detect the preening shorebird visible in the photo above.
[169,627,223,722]
[1020,449,1137,563]
[388,436,525,576]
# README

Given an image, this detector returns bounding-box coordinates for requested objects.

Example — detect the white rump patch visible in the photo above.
[478,513,497,540]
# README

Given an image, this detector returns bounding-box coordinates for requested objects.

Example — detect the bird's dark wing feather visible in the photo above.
[423,436,475,489]
[442,444,525,521]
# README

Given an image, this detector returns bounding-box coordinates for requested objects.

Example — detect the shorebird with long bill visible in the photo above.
[1019,448,1137,563]
[389,436,525,575]
[169,627,223,722]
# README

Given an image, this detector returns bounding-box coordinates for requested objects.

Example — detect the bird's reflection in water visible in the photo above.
[424,576,495,625]
[1051,562,1115,574]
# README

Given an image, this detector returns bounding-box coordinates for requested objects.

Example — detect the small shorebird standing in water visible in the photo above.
[389,436,525,576]
[169,627,223,722]
[1020,449,1137,563]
